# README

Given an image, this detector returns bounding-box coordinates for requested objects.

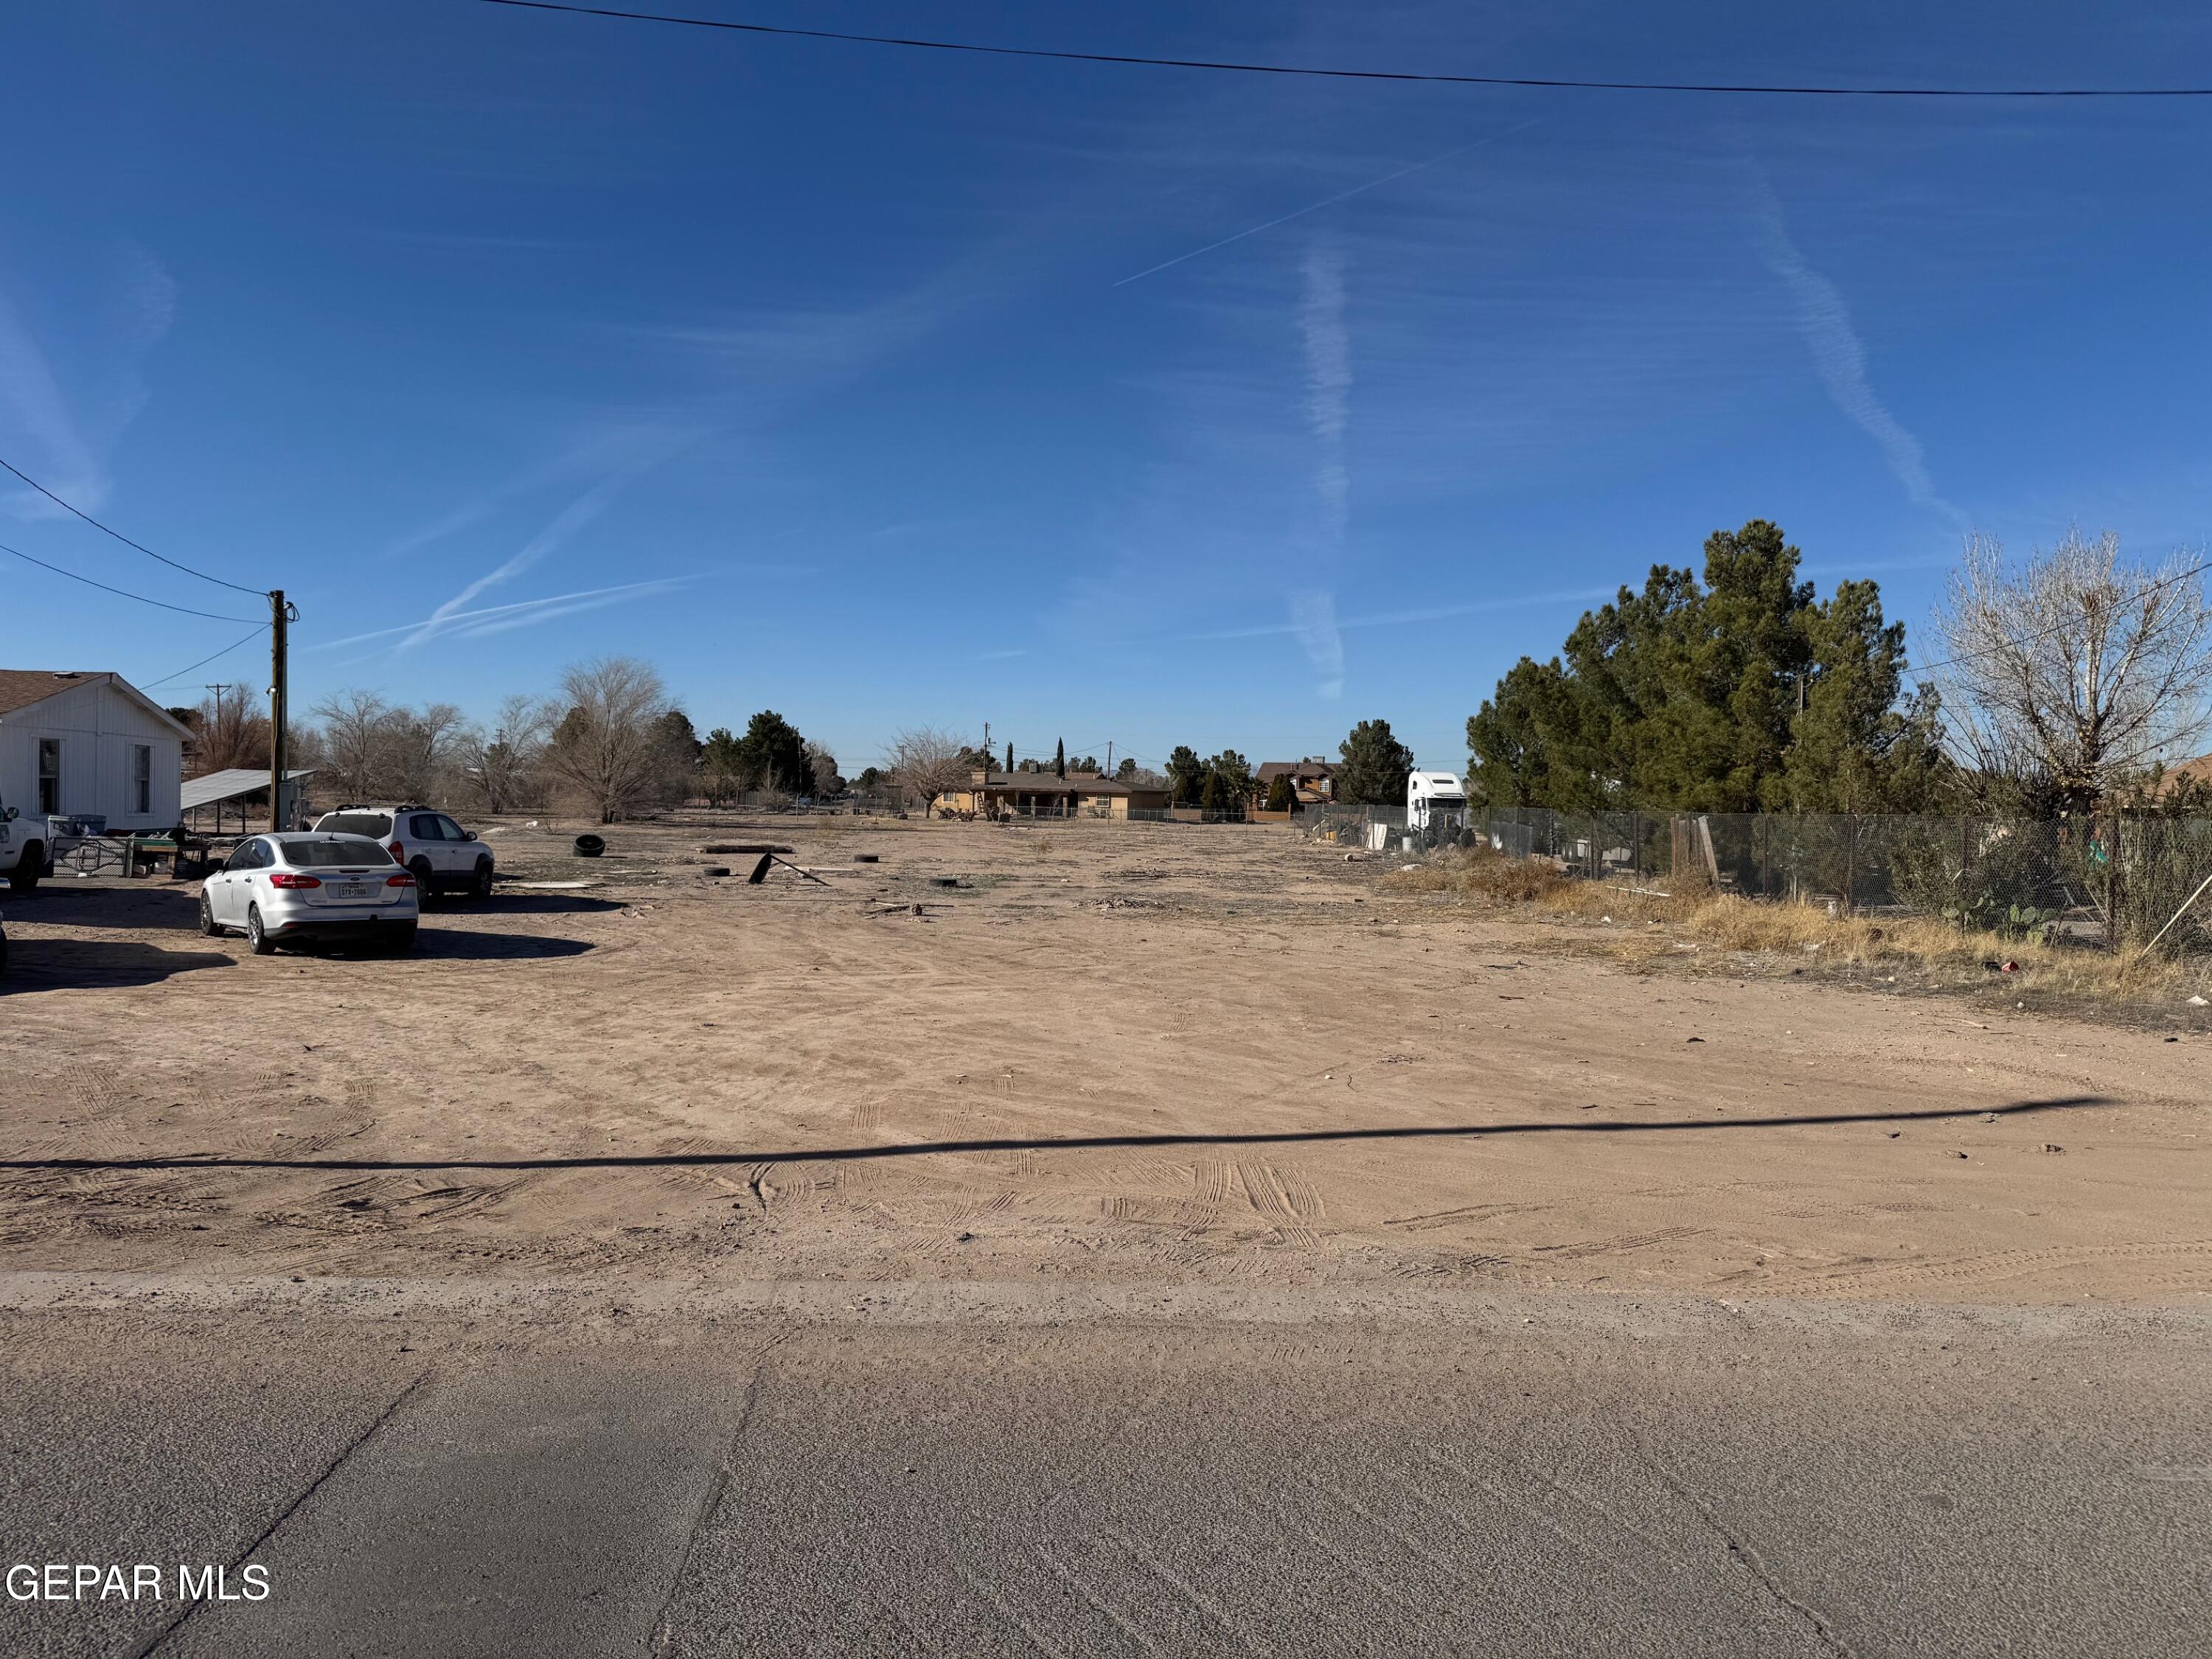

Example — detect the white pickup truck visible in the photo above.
[0,796,49,893]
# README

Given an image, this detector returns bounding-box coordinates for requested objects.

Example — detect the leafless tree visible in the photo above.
[540,656,673,822]
[312,689,397,801]
[456,695,553,813]
[1930,530,2212,812]
[386,701,466,801]
[184,686,270,776]
[886,726,970,814]
[803,739,841,796]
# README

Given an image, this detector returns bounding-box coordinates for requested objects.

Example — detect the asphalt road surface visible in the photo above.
[2,1287,2207,1658]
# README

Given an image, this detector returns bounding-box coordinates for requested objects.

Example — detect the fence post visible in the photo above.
[1845,814,1858,917]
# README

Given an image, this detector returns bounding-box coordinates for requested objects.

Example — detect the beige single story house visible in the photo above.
[934,769,1172,819]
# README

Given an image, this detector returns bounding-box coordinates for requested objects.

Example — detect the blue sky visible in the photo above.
[6,2,2212,776]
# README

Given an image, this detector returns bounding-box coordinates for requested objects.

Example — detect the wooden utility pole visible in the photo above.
[267,590,290,832]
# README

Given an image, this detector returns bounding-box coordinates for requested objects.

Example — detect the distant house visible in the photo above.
[0,669,188,830]
[2163,753,2212,798]
[1254,757,1339,810]
[934,769,1173,819]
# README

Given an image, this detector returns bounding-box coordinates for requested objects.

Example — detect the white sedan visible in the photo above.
[198,833,420,956]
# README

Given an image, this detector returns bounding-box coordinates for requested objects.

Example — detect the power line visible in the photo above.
[1908,557,2212,679]
[0,538,262,623]
[472,1,2212,99]
[140,624,271,692]
[0,453,266,597]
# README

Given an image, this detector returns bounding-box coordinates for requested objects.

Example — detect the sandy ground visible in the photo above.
[1,814,2207,1304]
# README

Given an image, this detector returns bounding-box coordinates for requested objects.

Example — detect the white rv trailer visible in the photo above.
[1407,771,1467,830]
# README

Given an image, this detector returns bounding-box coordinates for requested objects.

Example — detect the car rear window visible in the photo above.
[279,838,397,868]
[320,813,391,837]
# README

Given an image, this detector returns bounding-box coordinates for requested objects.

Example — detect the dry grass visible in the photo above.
[1383,846,2205,1004]
[1380,844,1572,904]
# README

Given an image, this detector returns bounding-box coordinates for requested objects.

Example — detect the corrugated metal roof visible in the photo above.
[180,768,317,811]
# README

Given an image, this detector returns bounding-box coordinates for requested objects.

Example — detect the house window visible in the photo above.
[37,739,60,815]
[132,745,152,815]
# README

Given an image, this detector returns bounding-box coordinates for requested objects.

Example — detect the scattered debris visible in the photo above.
[747,852,832,887]
[700,843,792,855]
[1952,1151,1969,1159]
[930,876,961,888]
[852,854,880,863]
[573,833,605,858]
[1887,1130,1902,1138]
[1686,1036,1705,1043]
[2042,1144,2065,1153]
[2190,995,2209,1007]
[700,866,730,879]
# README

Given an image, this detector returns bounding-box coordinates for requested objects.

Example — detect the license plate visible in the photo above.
[333,882,370,900]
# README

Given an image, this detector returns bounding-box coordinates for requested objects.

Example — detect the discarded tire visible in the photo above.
[573,834,605,858]
[700,865,731,879]
[930,876,960,888]
[852,854,880,863]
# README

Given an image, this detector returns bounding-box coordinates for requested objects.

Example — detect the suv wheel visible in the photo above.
[246,904,276,956]
[410,860,438,905]
[470,858,494,901]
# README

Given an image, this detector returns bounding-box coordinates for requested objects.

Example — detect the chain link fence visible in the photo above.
[1445,807,2212,957]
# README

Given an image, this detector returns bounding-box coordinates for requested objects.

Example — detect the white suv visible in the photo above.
[311,805,496,902]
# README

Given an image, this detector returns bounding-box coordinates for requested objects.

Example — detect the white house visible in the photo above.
[0,669,189,831]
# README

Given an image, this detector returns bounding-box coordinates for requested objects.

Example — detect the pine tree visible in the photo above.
[1004,741,1013,773]
[1054,738,1066,778]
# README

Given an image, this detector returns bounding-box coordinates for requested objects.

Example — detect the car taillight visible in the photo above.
[269,872,321,889]
[386,872,415,887]
[388,841,403,862]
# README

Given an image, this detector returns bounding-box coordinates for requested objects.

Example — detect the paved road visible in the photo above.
[2,1291,2207,1657]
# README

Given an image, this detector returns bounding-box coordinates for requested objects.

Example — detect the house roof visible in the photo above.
[1256,759,1336,782]
[2164,753,2212,792]
[0,669,192,737]
[959,771,1146,798]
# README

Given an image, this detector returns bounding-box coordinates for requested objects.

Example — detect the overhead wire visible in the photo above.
[0,453,266,597]
[471,1,2212,98]
[0,539,262,623]
[139,624,272,692]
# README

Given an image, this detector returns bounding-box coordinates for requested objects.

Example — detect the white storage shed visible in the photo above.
[0,669,189,832]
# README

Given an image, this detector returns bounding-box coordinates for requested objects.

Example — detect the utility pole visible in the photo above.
[267,591,291,832]
[1105,740,1113,778]
[982,721,991,776]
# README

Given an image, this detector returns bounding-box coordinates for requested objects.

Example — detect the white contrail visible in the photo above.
[1191,585,1613,642]
[397,464,647,651]
[1748,170,1969,532]
[307,578,688,651]
[1112,122,1540,288]
[1301,238,1352,548]
[1290,588,1345,700]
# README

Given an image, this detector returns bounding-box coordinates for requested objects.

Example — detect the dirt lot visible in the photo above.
[1,815,2207,1304]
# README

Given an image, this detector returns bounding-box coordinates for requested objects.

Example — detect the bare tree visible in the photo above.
[1931,530,2212,813]
[886,726,970,814]
[312,689,396,801]
[456,695,553,813]
[803,739,842,796]
[540,656,673,823]
[184,686,270,777]
[387,702,467,801]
